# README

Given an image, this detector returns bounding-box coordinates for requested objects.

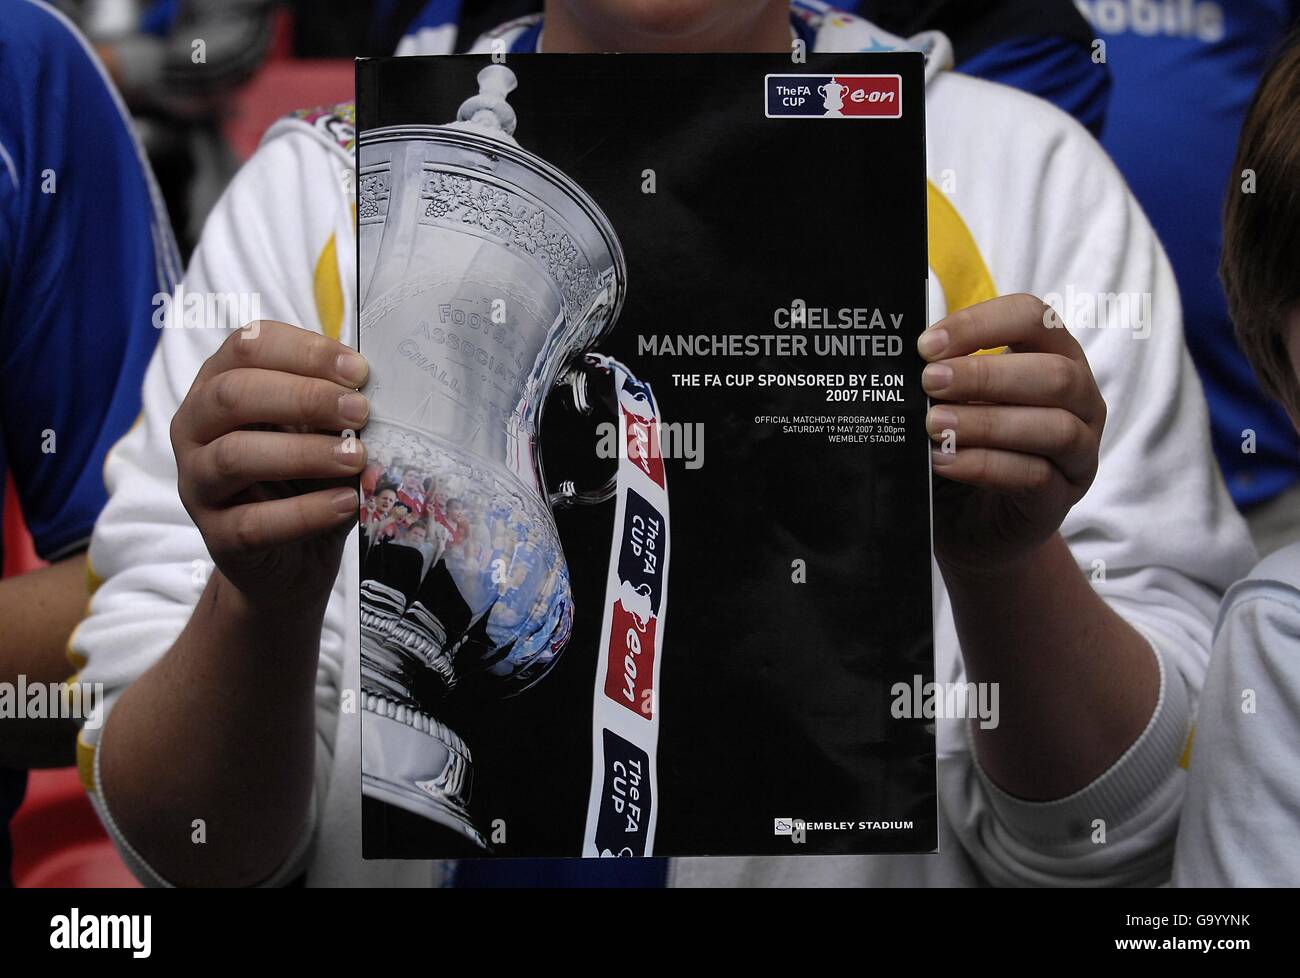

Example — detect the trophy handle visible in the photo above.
[551,475,617,508]
[549,360,619,509]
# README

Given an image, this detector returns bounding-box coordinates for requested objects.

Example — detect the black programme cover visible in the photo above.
[355,52,936,859]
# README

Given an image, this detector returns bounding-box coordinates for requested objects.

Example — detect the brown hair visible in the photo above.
[1222,28,1300,416]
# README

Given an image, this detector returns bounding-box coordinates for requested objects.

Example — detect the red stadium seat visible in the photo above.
[224,59,356,161]
[11,770,138,888]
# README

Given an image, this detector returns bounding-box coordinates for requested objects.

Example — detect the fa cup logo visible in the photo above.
[818,80,850,115]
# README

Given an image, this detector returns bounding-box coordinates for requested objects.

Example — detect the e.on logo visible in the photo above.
[603,595,658,718]
[765,74,903,119]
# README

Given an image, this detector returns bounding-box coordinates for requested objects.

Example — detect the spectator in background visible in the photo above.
[1175,29,1300,885]
[388,502,413,540]
[364,485,400,544]
[396,468,427,516]
[0,0,178,885]
[68,0,277,253]
[1080,0,1300,555]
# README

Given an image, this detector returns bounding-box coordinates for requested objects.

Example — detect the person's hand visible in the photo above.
[921,294,1105,577]
[171,320,369,609]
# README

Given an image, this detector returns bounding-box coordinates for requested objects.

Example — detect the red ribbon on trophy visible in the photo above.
[581,353,670,858]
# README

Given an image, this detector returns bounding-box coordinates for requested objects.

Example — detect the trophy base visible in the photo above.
[361,796,490,859]
[360,692,487,851]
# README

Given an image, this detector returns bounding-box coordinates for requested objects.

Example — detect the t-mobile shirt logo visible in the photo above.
[1076,0,1225,43]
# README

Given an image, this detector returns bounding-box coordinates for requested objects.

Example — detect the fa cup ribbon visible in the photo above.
[582,353,670,858]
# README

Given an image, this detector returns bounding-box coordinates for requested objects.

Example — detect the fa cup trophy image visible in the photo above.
[356,65,626,849]
[818,80,849,115]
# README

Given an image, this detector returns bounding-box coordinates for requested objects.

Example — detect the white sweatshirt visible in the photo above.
[73,8,1257,887]
[1173,542,1300,887]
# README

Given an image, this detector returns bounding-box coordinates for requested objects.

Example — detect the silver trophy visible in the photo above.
[357,65,626,848]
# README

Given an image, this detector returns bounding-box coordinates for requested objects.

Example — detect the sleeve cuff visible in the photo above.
[89,723,317,888]
[969,638,1190,847]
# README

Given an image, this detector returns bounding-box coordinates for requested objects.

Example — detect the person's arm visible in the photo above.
[921,296,1158,799]
[72,127,359,887]
[949,537,1160,799]
[101,569,339,887]
[98,319,367,888]
[0,554,89,768]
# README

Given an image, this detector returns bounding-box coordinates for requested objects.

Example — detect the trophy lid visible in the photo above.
[445,65,520,146]
[358,61,626,348]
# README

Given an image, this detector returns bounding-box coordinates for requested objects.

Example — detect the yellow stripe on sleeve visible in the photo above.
[926,181,1004,355]
[314,232,344,342]
[927,181,998,314]
[1180,726,1195,770]
[76,732,97,795]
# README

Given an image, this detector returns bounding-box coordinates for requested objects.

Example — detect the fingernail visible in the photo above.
[931,447,957,468]
[922,363,953,392]
[332,489,358,514]
[339,392,369,425]
[917,327,948,359]
[337,352,368,386]
[929,406,958,431]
